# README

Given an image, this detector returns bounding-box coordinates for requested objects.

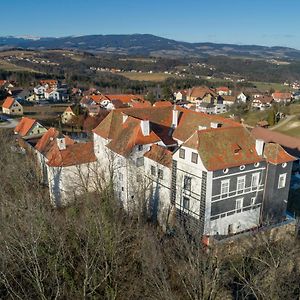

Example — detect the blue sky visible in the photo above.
[1,0,299,48]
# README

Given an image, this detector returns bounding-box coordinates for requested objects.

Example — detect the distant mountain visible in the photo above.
[1,34,300,60]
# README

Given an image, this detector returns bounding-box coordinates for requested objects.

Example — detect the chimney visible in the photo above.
[255,139,264,156]
[122,114,128,124]
[141,119,150,136]
[172,106,179,128]
[57,137,66,150]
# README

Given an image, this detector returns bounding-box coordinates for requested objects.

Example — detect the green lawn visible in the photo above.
[251,81,290,92]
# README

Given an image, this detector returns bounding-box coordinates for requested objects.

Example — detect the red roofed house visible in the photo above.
[14,117,47,138]
[2,97,23,115]
[34,127,98,206]
[216,86,232,96]
[272,92,292,103]
[252,95,273,110]
[61,106,76,124]
[92,105,294,236]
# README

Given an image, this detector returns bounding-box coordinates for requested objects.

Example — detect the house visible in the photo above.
[44,88,60,101]
[216,86,231,96]
[174,90,188,101]
[186,86,217,104]
[92,106,295,237]
[272,92,292,103]
[14,117,47,138]
[196,102,216,114]
[221,95,236,106]
[2,97,23,115]
[34,128,97,206]
[61,106,76,124]
[40,79,58,89]
[236,92,247,103]
[252,95,273,110]
[33,85,46,100]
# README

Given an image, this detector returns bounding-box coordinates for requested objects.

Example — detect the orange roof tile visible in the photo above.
[251,127,300,152]
[188,86,217,99]
[153,101,172,107]
[47,142,97,167]
[263,143,295,164]
[2,97,15,109]
[107,116,161,157]
[272,92,292,100]
[65,106,74,113]
[35,128,74,158]
[183,126,262,171]
[144,144,172,168]
[14,117,37,137]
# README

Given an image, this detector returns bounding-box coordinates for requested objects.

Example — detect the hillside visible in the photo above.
[1,34,300,60]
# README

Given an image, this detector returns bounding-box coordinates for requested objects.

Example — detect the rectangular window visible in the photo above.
[151,165,156,176]
[278,173,287,189]
[136,157,144,167]
[182,196,190,210]
[251,197,256,206]
[221,179,230,196]
[158,169,164,180]
[179,148,185,159]
[191,152,198,164]
[251,173,260,188]
[138,145,143,151]
[237,176,246,193]
[183,176,192,191]
[236,198,243,211]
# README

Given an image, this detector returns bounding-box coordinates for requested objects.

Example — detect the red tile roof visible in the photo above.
[183,126,262,171]
[14,117,37,137]
[144,144,172,168]
[106,94,144,104]
[0,80,7,86]
[216,86,230,92]
[107,116,161,157]
[65,106,74,113]
[153,101,172,107]
[188,86,217,99]
[263,143,295,164]
[272,92,292,100]
[251,127,300,152]
[35,127,74,157]
[40,80,57,86]
[47,142,97,167]
[2,97,15,109]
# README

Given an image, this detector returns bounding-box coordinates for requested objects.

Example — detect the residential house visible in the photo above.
[33,85,47,100]
[186,86,217,104]
[61,106,76,124]
[252,95,273,110]
[14,117,47,138]
[40,79,58,89]
[221,95,236,106]
[236,92,247,103]
[216,86,232,96]
[2,97,23,115]
[272,92,292,103]
[44,88,60,101]
[34,128,97,206]
[174,90,188,101]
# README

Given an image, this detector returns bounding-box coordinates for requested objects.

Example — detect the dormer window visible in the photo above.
[232,143,242,155]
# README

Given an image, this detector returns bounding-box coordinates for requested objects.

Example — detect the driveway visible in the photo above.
[0,115,19,129]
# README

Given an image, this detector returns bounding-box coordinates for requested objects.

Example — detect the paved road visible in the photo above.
[270,115,294,130]
[0,115,19,129]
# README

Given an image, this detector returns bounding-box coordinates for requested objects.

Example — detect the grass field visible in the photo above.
[272,115,300,137]
[23,105,68,120]
[121,72,176,82]
[251,81,290,92]
[0,60,39,73]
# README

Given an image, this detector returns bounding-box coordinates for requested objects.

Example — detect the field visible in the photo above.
[0,60,39,73]
[121,71,176,82]
[23,104,68,121]
[251,81,290,92]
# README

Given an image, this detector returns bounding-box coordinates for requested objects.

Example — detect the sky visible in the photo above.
[0,0,299,49]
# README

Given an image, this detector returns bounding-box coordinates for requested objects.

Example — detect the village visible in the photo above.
[1,77,300,243]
